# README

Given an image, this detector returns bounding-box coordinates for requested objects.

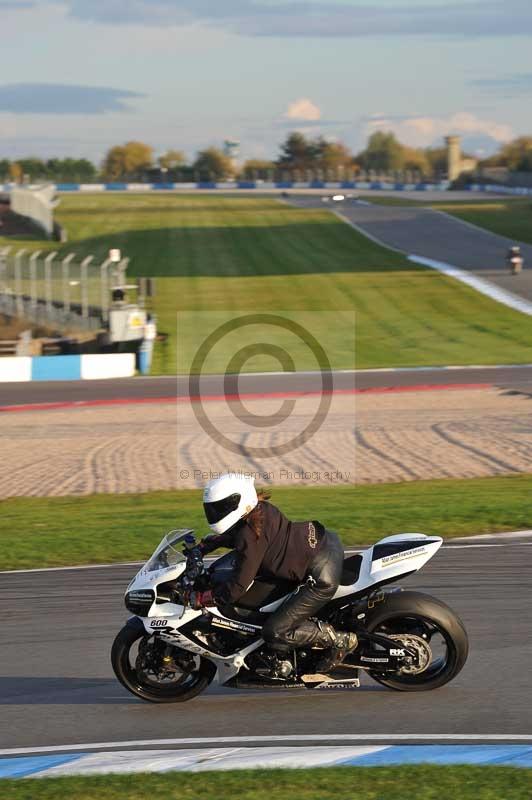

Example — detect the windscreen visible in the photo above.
[142,529,192,573]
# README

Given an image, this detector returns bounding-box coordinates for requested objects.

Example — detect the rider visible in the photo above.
[507,245,523,274]
[191,473,358,670]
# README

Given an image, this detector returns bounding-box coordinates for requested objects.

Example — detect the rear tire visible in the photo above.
[364,591,468,692]
[111,620,215,703]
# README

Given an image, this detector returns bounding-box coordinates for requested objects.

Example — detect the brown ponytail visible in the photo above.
[245,489,271,539]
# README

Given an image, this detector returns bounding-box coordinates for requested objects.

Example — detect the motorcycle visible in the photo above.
[111,529,468,702]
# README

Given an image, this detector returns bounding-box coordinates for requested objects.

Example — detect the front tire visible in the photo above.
[111,620,215,703]
[364,591,468,692]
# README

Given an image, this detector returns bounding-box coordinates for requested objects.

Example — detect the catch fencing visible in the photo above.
[0,247,129,332]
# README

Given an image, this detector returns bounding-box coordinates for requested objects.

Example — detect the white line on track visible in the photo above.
[409,255,532,316]
[333,210,404,253]
[2,734,532,757]
[453,529,532,542]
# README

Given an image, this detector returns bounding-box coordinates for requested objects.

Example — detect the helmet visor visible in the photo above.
[203,493,241,525]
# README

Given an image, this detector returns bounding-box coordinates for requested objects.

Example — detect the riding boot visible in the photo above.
[313,622,358,673]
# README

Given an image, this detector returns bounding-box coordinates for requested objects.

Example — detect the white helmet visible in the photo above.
[203,473,258,534]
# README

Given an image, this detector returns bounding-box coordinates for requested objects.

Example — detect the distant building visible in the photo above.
[224,140,240,173]
[445,135,478,181]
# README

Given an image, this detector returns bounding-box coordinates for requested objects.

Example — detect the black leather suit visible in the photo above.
[262,529,344,651]
[200,502,344,651]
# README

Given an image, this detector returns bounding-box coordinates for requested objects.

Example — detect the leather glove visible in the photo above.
[186,589,215,610]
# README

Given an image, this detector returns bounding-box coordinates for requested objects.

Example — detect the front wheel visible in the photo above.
[364,591,468,692]
[111,620,215,703]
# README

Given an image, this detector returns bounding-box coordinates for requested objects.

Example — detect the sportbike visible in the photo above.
[111,529,468,702]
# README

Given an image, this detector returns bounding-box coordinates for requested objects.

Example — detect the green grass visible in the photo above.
[3,194,532,374]
[2,766,531,800]
[53,194,411,277]
[363,195,532,243]
[153,269,532,374]
[436,200,532,244]
[1,475,531,570]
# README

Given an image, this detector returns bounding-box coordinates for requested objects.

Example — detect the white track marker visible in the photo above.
[2,734,532,757]
[409,255,532,316]
[453,530,532,542]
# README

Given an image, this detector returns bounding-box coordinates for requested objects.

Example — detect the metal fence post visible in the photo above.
[80,255,93,321]
[61,253,76,320]
[44,251,57,317]
[118,258,130,289]
[0,246,10,289]
[29,250,42,313]
[99,258,111,324]
[14,249,27,317]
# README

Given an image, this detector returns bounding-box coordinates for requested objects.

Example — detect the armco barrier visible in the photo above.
[0,353,135,382]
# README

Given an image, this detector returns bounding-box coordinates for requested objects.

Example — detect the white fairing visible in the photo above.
[125,530,442,684]
[126,530,264,685]
[260,533,442,611]
[336,531,442,600]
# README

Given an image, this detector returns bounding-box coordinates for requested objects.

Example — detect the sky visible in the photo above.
[0,0,531,164]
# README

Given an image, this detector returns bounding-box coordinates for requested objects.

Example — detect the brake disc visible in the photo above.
[389,634,432,675]
[136,639,188,685]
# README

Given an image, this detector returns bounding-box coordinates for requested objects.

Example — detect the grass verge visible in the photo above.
[366,196,532,243]
[153,269,532,373]
[3,194,532,373]
[1,474,531,570]
[436,200,532,244]
[2,766,531,800]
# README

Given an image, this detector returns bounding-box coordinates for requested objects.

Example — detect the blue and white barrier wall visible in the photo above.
[0,353,135,382]
[468,183,532,196]
[3,181,532,195]
[2,181,451,193]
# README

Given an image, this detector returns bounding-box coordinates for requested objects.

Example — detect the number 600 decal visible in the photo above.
[150,619,168,628]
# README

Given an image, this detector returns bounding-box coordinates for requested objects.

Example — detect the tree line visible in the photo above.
[2,132,532,184]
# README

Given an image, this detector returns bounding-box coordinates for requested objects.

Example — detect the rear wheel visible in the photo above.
[111,621,215,703]
[364,591,468,691]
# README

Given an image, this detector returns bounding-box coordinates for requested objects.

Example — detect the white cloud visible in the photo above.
[366,112,514,148]
[284,98,321,122]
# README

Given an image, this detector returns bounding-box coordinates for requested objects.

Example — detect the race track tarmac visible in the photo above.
[1,541,530,749]
[290,196,532,302]
[2,364,532,407]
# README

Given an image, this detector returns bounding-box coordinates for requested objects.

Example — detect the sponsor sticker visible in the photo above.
[308,522,318,549]
[360,656,389,663]
[381,546,427,565]
[314,681,360,690]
